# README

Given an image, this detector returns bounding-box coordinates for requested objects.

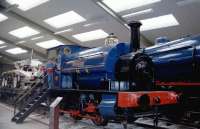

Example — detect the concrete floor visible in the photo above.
[0,103,48,129]
[1,102,194,129]
[0,102,147,129]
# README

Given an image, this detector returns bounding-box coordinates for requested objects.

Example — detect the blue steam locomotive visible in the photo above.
[47,22,200,125]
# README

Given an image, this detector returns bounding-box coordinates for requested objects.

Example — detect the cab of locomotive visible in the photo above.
[46,45,88,89]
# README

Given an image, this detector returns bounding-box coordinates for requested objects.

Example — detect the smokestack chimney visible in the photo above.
[128,21,142,52]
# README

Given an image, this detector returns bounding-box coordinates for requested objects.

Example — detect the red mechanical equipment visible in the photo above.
[118,91,179,108]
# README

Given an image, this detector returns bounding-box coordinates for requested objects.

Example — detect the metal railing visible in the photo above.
[13,75,48,115]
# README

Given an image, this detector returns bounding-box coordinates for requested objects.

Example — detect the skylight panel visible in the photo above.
[0,13,8,22]
[6,0,50,11]
[9,26,40,38]
[0,40,5,45]
[140,14,179,31]
[44,11,86,28]
[73,29,109,42]
[6,47,27,54]
[36,39,64,49]
[102,0,161,12]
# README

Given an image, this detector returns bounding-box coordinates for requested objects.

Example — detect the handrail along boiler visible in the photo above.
[47,21,200,125]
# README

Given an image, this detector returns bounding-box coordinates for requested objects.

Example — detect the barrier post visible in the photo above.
[49,97,63,129]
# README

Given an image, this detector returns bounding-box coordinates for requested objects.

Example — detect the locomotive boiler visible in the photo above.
[47,21,200,126]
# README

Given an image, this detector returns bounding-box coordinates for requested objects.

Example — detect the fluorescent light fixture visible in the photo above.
[31,36,44,40]
[6,47,28,54]
[177,0,200,6]
[16,40,26,44]
[0,45,7,49]
[83,22,100,27]
[36,39,64,49]
[9,26,40,38]
[73,29,109,42]
[0,13,8,22]
[0,55,2,58]
[6,0,50,11]
[140,14,179,31]
[0,40,5,45]
[102,0,161,12]
[54,29,73,35]
[122,9,153,18]
[44,11,86,28]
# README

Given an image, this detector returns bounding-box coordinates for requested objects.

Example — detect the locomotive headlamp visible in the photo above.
[105,33,119,47]
[63,48,71,55]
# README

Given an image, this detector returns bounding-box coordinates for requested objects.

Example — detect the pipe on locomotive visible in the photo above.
[128,21,142,52]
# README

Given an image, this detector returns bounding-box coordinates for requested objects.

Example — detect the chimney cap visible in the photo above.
[128,21,142,28]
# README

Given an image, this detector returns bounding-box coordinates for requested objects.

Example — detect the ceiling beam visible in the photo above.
[0,52,17,61]
[0,52,17,64]
[92,0,153,46]
[0,58,14,64]
[0,1,78,49]
[0,36,46,58]
[5,11,77,44]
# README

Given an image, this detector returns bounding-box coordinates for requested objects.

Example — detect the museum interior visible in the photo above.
[0,0,200,129]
